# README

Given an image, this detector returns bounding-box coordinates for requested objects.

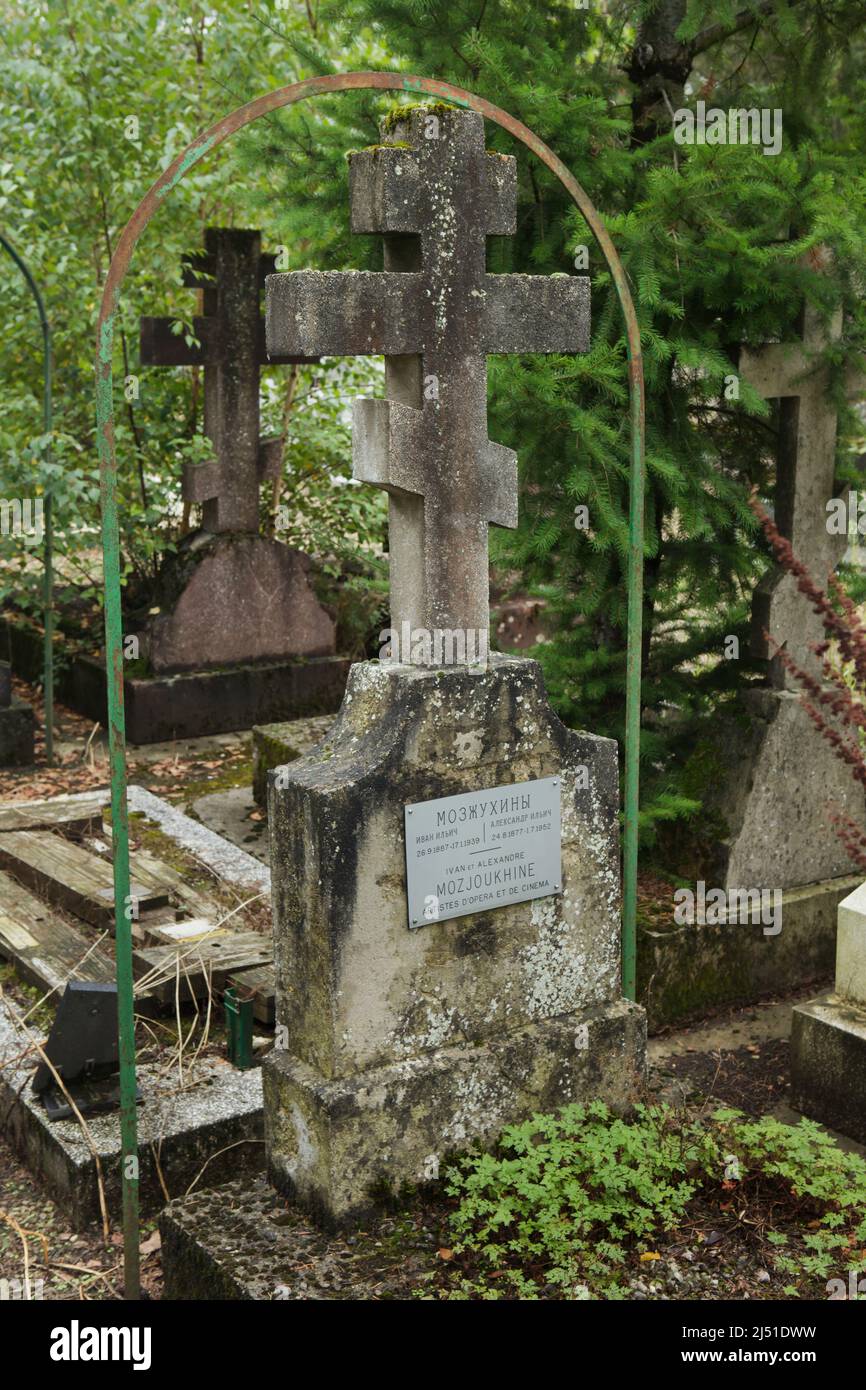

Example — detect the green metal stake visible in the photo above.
[95,77,646,1300]
[621,362,645,1003]
[96,305,140,1300]
[0,233,54,765]
[225,986,254,1070]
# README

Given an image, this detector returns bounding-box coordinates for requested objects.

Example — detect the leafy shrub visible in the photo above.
[443,1102,866,1299]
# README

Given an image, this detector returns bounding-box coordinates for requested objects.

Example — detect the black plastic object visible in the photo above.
[32,980,119,1096]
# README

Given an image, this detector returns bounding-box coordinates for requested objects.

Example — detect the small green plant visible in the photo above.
[444,1101,716,1298]
[713,1108,866,1290]
[442,1102,866,1299]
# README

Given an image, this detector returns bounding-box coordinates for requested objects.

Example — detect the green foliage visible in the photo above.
[269,357,387,563]
[267,355,390,655]
[714,1108,866,1284]
[0,1,388,643]
[226,0,866,845]
[3,0,866,837]
[445,1101,714,1298]
[442,1101,866,1299]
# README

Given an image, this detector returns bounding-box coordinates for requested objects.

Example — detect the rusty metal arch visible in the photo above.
[95,72,645,1297]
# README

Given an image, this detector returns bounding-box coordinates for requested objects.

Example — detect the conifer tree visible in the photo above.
[237,0,866,848]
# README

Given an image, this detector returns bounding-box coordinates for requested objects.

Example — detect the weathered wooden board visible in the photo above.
[101,827,228,926]
[0,869,152,1011]
[125,843,226,924]
[0,871,116,996]
[133,930,272,1007]
[0,831,170,929]
[0,794,106,838]
[226,963,275,1026]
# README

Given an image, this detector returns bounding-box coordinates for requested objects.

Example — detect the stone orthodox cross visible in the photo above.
[141,228,316,534]
[266,108,590,652]
[740,294,866,684]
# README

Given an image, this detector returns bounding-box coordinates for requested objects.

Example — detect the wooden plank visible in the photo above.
[0,871,115,995]
[104,831,227,926]
[142,918,219,946]
[0,869,152,1010]
[133,931,272,1007]
[0,794,106,837]
[0,831,170,929]
[227,963,275,1027]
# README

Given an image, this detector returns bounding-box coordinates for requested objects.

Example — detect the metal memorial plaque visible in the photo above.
[404,777,562,928]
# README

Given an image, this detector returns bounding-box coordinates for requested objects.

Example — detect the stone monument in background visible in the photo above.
[695,286,866,1009]
[139,227,336,674]
[261,107,645,1225]
[791,877,866,1143]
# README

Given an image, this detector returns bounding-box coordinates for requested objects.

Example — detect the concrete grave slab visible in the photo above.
[0,788,275,1226]
[639,873,860,1030]
[251,714,334,804]
[1,596,348,747]
[791,876,866,1142]
[790,994,866,1144]
[0,786,270,893]
[0,993,264,1230]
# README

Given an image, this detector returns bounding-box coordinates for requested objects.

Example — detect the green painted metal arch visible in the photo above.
[95,71,645,1298]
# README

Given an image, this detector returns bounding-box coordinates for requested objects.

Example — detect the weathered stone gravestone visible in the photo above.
[791,878,866,1143]
[704,293,866,907]
[139,227,335,674]
[0,659,34,767]
[744,299,858,687]
[261,108,646,1226]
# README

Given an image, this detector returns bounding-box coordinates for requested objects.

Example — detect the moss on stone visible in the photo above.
[380,101,458,133]
[177,756,254,807]
[0,962,54,1032]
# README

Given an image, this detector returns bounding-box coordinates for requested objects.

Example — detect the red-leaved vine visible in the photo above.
[750,492,866,871]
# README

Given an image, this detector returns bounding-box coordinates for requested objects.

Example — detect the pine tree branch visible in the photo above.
[690,1,781,59]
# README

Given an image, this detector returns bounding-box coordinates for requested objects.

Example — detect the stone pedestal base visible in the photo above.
[264,997,645,1227]
[790,995,866,1143]
[266,654,645,1227]
[639,873,858,1029]
[146,533,336,675]
[0,697,35,767]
